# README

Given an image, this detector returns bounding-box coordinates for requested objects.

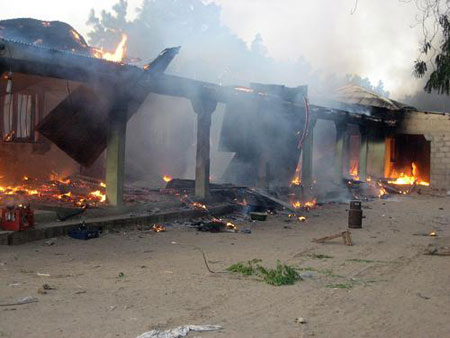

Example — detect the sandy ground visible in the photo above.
[1,195,450,338]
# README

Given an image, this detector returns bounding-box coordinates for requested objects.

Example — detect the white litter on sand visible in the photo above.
[136,325,223,338]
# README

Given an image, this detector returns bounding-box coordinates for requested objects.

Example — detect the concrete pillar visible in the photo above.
[301,119,316,186]
[359,127,369,181]
[106,111,127,206]
[257,154,269,189]
[367,128,387,178]
[191,96,217,199]
[334,121,347,184]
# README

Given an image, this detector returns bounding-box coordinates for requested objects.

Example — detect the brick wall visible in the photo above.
[398,112,450,189]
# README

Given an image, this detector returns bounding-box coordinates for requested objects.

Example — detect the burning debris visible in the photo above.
[152,224,166,233]
[0,175,107,208]
[387,162,429,187]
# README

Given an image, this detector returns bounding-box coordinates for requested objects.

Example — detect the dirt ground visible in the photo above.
[1,195,450,338]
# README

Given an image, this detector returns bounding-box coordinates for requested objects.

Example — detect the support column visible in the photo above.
[191,96,217,200]
[301,119,316,186]
[367,127,387,178]
[334,121,347,184]
[106,111,127,206]
[359,126,369,181]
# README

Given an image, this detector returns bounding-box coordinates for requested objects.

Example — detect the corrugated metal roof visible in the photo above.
[334,84,415,111]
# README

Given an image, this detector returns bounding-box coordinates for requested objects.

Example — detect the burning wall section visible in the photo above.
[396,111,450,190]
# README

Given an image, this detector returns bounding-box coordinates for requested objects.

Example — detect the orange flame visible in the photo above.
[89,190,106,203]
[152,224,166,232]
[192,202,208,210]
[162,175,173,183]
[349,162,359,180]
[226,222,238,231]
[291,176,301,186]
[94,34,128,63]
[387,162,429,186]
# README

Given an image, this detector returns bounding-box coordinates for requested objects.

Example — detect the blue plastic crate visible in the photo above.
[68,227,99,240]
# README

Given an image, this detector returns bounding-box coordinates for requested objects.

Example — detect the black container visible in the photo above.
[348,200,363,229]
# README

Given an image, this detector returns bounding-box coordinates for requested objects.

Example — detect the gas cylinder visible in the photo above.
[348,200,363,229]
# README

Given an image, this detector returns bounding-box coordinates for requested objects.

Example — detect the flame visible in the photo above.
[292,199,316,210]
[377,182,387,198]
[89,190,106,203]
[94,34,128,63]
[0,175,108,207]
[349,162,359,180]
[387,162,430,187]
[226,222,238,231]
[162,175,173,183]
[58,192,72,199]
[304,199,317,208]
[152,224,166,232]
[100,182,106,188]
[291,176,301,186]
[49,173,71,184]
[298,216,307,222]
[292,201,302,209]
[192,202,208,210]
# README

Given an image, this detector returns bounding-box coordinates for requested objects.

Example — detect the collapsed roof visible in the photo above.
[334,84,415,111]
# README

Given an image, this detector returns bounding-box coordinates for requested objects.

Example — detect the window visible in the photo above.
[2,92,40,142]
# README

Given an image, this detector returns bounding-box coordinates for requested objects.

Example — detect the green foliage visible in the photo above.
[256,262,302,286]
[415,13,450,94]
[227,259,302,286]
[226,259,261,276]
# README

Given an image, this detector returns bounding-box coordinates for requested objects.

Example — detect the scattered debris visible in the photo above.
[416,292,431,300]
[295,317,307,324]
[426,236,450,256]
[152,224,166,233]
[308,254,333,259]
[37,272,51,277]
[45,238,57,246]
[250,212,267,221]
[313,231,353,246]
[136,324,223,338]
[0,296,38,307]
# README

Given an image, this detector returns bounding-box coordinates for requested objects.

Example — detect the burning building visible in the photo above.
[0,17,448,219]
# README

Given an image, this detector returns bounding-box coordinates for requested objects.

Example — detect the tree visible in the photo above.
[412,1,450,94]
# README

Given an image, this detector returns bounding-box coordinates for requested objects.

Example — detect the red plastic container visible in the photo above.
[1,205,34,231]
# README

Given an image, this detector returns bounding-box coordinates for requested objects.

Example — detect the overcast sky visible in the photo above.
[1,0,426,97]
